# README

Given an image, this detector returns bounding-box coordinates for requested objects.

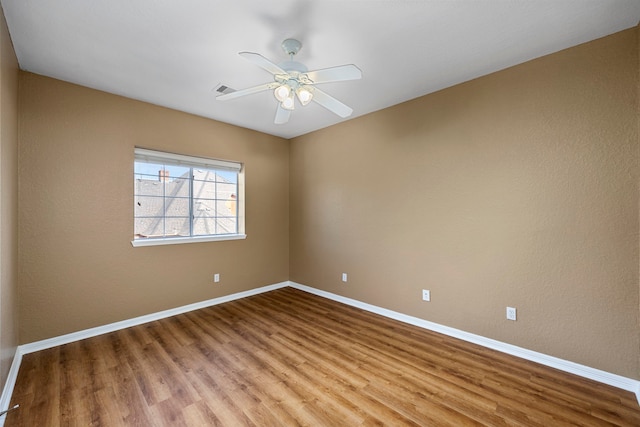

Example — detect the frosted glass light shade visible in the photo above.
[296,87,313,105]
[281,95,295,110]
[274,85,291,102]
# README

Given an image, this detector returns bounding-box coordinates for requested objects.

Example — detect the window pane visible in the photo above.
[193,199,215,214]
[193,169,218,183]
[216,217,237,234]
[135,196,164,217]
[165,176,189,197]
[216,170,238,184]
[164,197,189,217]
[193,217,217,236]
[217,182,237,198]
[134,178,164,197]
[164,165,190,180]
[165,217,190,237]
[192,208,238,235]
[134,161,165,177]
[193,180,216,200]
[135,216,164,238]
[216,200,237,217]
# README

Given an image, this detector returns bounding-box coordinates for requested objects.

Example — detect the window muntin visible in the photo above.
[133,148,244,246]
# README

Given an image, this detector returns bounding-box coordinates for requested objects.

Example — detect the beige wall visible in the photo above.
[290,28,639,379]
[0,3,18,389]
[18,73,289,343]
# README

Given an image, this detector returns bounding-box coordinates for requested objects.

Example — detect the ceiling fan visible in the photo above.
[217,39,362,124]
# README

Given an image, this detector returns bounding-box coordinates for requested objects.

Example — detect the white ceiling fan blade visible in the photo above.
[311,88,353,118]
[239,52,287,75]
[216,82,278,100]
[305,64,362,84]
[274,104,291,124]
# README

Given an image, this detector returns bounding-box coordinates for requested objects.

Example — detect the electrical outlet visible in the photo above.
[342,273,348,282]
[422,290,430,301]
[506,307,517,321]
[214,273,220,283]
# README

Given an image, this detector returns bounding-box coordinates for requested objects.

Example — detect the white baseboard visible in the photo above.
[3,278,639,421]
[288,281,640,405]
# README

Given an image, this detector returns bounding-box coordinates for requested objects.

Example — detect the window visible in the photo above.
[132,148,245,247]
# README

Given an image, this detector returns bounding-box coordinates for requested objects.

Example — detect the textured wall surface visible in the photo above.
[0,3,18,390]
[18,74,290,343]
[290,29,639,379]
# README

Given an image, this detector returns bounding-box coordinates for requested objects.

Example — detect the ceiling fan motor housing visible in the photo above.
[281,38,302,56]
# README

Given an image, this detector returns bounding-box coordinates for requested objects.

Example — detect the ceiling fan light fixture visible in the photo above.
[296,87,313,106]
[219,39,362,124]
[274,84,291,102]
[281,94,295,110]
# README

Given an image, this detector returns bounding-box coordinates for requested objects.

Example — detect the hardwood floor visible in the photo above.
[6,287,640,426]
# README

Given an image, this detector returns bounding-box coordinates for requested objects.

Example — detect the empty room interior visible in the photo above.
[1,1,640,425]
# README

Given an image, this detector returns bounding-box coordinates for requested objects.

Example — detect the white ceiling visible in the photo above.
[2,1,639,139]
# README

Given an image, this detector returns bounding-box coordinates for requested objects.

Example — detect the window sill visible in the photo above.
[131,234,246,247]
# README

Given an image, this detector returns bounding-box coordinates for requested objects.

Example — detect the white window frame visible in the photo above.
[132,147,246,247]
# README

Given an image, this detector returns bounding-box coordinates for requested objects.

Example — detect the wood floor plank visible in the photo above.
[6,287,640,426]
